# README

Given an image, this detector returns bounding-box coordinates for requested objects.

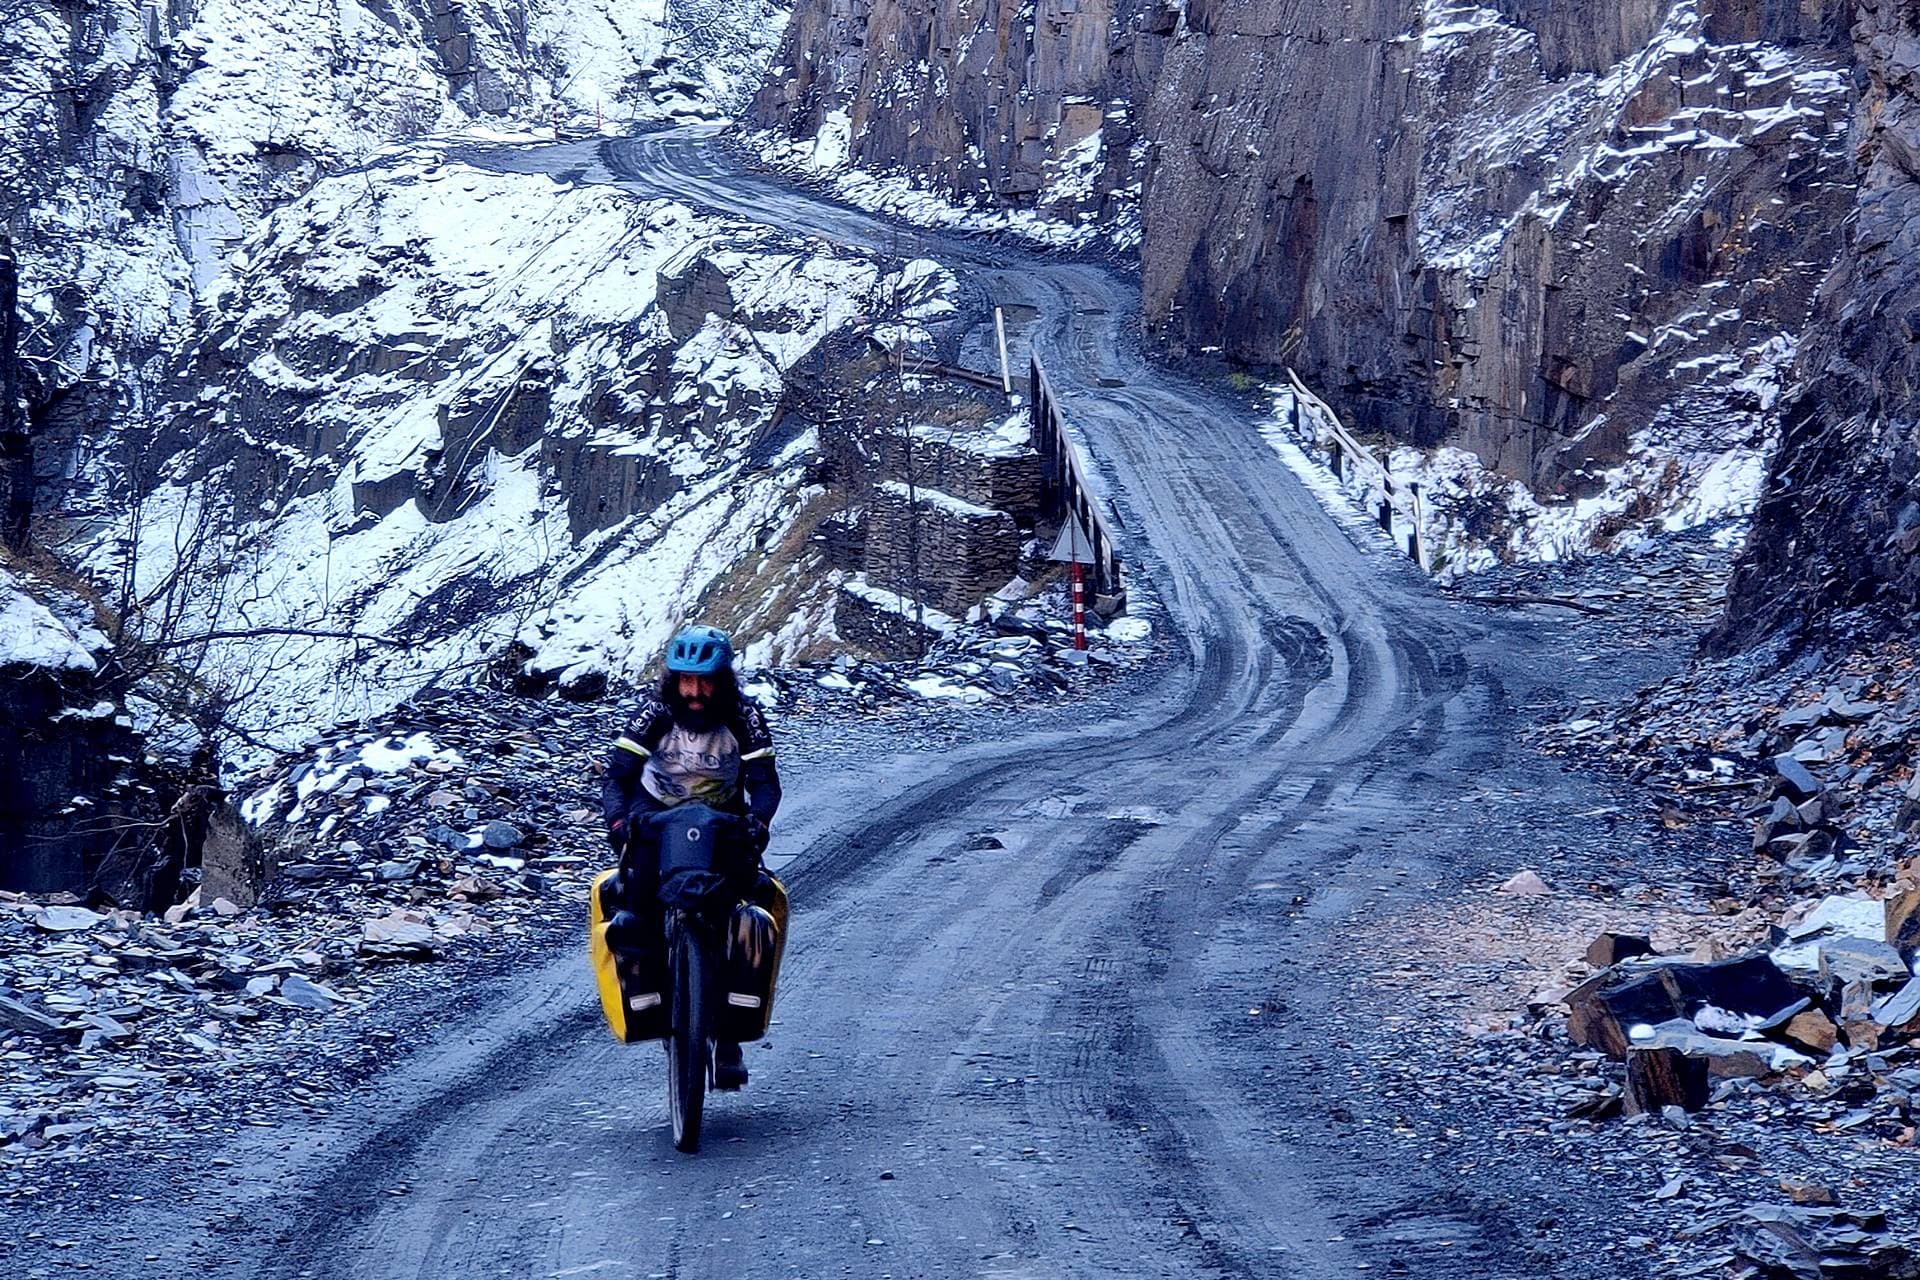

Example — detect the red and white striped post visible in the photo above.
[1072,561,1088,651]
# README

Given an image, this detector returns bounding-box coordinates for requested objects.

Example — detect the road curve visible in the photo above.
[136,130,1556,1279]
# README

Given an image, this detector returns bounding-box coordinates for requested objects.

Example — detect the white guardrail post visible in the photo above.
[1285,370,1429,575]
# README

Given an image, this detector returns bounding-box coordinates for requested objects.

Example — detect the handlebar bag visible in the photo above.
[650,804,757,912]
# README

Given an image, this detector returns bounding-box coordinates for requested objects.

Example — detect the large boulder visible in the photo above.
[0,566,141,893]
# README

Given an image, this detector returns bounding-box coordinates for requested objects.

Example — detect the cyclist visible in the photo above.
[600,624,780,1088]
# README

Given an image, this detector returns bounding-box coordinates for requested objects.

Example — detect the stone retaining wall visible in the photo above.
[863,482,1022,616]
[876,428,1044,526]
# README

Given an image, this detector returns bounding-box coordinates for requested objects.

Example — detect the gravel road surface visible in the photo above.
[19,129,1682,1280]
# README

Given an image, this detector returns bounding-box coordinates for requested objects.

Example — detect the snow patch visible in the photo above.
[0,567,104,674]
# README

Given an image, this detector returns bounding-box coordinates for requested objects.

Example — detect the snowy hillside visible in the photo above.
[2,0,789,528]
[101,141,952,759]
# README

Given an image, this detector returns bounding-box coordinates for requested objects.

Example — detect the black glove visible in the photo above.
[745,816,770,856]
[607,817,628,851]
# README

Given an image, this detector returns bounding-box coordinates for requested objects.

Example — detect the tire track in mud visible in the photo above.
[143,126,1563,1280]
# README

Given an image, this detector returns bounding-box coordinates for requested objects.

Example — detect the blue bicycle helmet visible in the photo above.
[664,625,734,675]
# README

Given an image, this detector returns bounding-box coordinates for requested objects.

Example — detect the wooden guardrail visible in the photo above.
[1283,371,1430,573]
[1029,355,1125,600]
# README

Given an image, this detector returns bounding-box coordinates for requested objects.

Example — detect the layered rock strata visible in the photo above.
[756,1,1857,493]
[1716,0,1920,647]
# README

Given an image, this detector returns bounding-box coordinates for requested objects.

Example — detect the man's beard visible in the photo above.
[673,694,720,731]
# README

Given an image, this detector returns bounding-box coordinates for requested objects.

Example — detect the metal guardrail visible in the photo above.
[1029,355,1125,600]
[1284,371,1430,573]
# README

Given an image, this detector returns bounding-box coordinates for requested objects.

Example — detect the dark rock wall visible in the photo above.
[1141,0,1857,489]
[0,664,122,892]
[1716,1,1920,647]
[752,0,1163,221]
[0,581,145,896]
[757,0,1858,491]
[1138,0,1424,439]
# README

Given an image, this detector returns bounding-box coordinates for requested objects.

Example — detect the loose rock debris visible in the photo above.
[1311,530,1920,1276]
[0,694,607,1174]
[1515,612,1920,1270]
[0,623,1160,1191]
[742,598,1159,712]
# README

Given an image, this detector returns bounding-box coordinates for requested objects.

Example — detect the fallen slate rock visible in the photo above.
[1735,1205,1920,1280]
[42,1120,97,1141]
[279,863,352,882]
[1569,953,1807,1057]
[1568,966,1692,1057]
[481,821,523,850]
[0,994,69,1039]
[1624,1045,1709,1115]
[1818,937,1908,990]
[360,914,438,960]
[1781,1008,1841,1054]
[1586,931,1655,968]
[1663,954,1807,1020]
[447,875,503,902]
[1872,976,1920,1031]
[1778,701,1829,730]
[1789,895,1887,943]
[1772,754,1825,804]
[1497,869,1551,897]
[278,976,342,1012]
[33,905,106,932]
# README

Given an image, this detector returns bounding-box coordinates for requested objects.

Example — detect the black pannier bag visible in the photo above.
[715,876,789,1043]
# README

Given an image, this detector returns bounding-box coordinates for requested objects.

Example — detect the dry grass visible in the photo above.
[685,488,868,667]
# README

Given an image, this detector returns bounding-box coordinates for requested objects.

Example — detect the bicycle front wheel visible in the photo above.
[665,922,708,1153]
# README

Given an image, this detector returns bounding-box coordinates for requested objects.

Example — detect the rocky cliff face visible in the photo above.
[1715,1,1920,648]
[2,0,778,527]
[756,1,1857,495]
[112,138,962,750]
[0,563,143,893]
[752,0,1164,233]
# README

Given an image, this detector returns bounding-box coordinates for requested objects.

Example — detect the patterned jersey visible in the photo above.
[611,691,775,810]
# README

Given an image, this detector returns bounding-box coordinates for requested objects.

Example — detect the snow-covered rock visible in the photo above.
[3,0,791,527]
[0,564,140,893]
[98,141,950,762]
[0,566,105,675]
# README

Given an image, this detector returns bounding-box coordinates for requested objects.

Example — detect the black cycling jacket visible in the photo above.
[599,688,781,829]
